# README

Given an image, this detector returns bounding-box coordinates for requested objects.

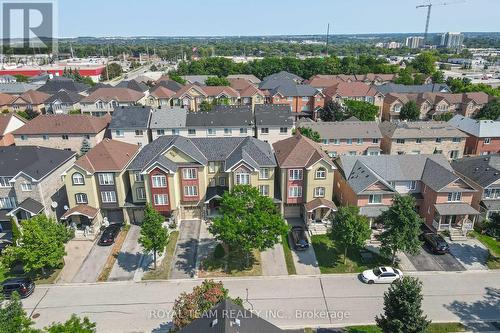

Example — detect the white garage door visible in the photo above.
[284,205,301,218]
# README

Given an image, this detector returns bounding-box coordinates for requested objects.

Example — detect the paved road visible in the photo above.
[108,224,143,281]
[169,220,200,279]
[71,240,113,283]
[23,271,500,333]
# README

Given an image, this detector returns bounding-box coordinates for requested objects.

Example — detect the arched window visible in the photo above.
[75,193,88,204]
[315,167,327,179]
[72,172,85,185]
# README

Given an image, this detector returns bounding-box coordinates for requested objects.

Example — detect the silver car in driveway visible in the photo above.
[361,266,403,284]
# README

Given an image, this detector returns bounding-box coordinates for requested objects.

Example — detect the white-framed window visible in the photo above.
[115,130,124,138]
[98,173,114,185]
[349,151,357,156]
[301,96,309,102]
[314,187,325,198]
[330,139,340,145]
[0,177,12,188]
[259,185,269,196]
[171,128,180,135]
[188,128,196,136]
[288,186,302,198]
[235,173,250,185]
[136,187,146,200]
[184,185,198,197]
[260,127,269,134]
[43,134,49,140]
[153,194,168,205]
[62,135,69,140]
[182,168,197,180]
[356,138,363,145]
[435,137,442,143]
[484,138,491,144]
[289,169,303,180]
[224,128,232,135]
[396,139,405,144]
[157,129,165,136]
[368,194,382,204]
[315,167,326,179]
[135,130,144,136]
[101,191,117,203]
[452,137,461,143]
[75,193,88,204]
[346,138,353,145]
[72,172,84,185]
[280,127,288,134]
[208,162,217,173]
[20,135,27,140]
[259,168,270,180]
[416,138,422,144]
[407,181,417,190]
[484,188,500,199]
[328,152,337,157]
[240,128,247,134]
[447,192,462,202]
[134,171,144,182]
[207,128,216,136]
[393,104,402,113]
[372,138,379,144]
[21,183,32,191]
[0,197,16,209]
[152,175,167,188]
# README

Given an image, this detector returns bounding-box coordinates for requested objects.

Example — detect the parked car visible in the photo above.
[361,266,403,284]
[97,224,121,246]
[422,233,450,254]
[290,226,309,251]
[1,278,35,298]
[0,239,13,254]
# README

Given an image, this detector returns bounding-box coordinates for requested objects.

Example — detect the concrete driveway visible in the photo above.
[108,224,144,281]
[72,239,113,283]
[261,243,288,276]
[169,220,200,279]
[287,218,321,275]
[406,244,465,271]
[57,240,95,283]
[447,237,489,270]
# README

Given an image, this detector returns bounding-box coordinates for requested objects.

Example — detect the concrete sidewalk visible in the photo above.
[261,243,288,276]
[108,224,144,281]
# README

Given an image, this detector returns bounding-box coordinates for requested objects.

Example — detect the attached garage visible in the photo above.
[104,209,124,223]
[284,204,302,218]
[182,206,201,220]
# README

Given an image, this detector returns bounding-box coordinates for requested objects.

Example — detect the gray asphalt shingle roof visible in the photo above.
[149,107,187,129]
[379,121,467,139]
[44,89,83,104]
[448,115,500,138]
[0,83,39,94]
[254,104,294,127]
[269,82,319,97]
[451,154,500,188]
[376,83,451,94]
[186,105,253,127]
[116,80,149,93]
[109,106,152,129]
[37,77,90,94]
[298,120,382,139]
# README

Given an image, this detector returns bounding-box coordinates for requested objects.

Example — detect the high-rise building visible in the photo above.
[405,36,424,49]
[440,32,464,50]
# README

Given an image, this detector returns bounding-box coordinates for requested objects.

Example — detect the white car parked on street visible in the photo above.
[361,266,403,284]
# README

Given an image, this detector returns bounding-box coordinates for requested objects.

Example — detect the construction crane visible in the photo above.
[416,0,465,44]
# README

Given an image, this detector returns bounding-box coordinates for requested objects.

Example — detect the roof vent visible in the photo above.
[486,167,490,171]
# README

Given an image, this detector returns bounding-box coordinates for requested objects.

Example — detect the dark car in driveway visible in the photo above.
[98,224,121,246]
[290,226,309,251]
[1,277,35,299]
[422,233,450,254]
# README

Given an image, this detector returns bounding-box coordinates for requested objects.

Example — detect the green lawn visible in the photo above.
[346,323,465,333]
[0,265,61,284]
[200,249,262,277]
[282,233,296,275]
[471,231,500,269]
[142,231,179,280]
[311,234,389,274]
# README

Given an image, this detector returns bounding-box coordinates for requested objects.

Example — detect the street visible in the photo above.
[23,271,500,333]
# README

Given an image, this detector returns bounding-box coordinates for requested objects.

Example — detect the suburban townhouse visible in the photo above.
[152,78,184,93]
[0,92,16,111]
[0,113,26,146]
[229,78,265,108]
[379,121,467,160]
[273,134,337,233]
[323,81,385,115]
[13,114,110,152]
[227,74,261,84]
[147,86,175,108]
[254,104,294,144]
[37,77,90,95]
[109,106,152,147]
[307,73,397,90]
[44,89,84,114]
[126,135,277,222]
[267,82,325,116]
[334,154,478,239]
[150,107,188,141]
[376,83,452,95]
[0,146,76,229]
[80,87,146,116]
[62,139,140,238]
[116,79,150,95]
[381,92,491,121]
[452,154,500,221]
[0,82,40,95]
[297,119,382,157]
[260,71,304,88]
[448,115,500,155]
[171,85,240,112]
[10,89,50,113]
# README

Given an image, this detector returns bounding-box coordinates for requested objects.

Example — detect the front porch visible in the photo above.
[61,205,102,240]
[303,198,337,234]
[202,186,228,220]
[432,203,479,241]
[7,197,44,223]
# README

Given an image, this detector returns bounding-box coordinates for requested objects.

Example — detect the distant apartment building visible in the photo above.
[405,36,424,49]
[440,32,464,50]
[379,121,467,160]
[448,115,500,156]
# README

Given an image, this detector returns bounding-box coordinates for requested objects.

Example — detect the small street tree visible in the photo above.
[379,195,423,264]
[80,138,91,155]
[376,276,431,333]
[172,280,241,331]
[209,185,288,258]
[329,206,371,264]
[320,100,344,121]
[399,100,420,121]
[0,293,34,333]
[1,215,72,275]
[205,76,230,86]
[344,100,379,121]
[139,204,168,269]
[45,315,96,333]
[293,127,321,142]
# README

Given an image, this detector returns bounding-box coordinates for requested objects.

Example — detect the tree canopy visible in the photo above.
[320,100,345,121]
[475,99,500,120]
[293,127,321,142]
[139,204,168,269]
[399,100,420,121]
[411,52,437,75]
[100,63,123,81]
[204,76,230,86]
[344,100,379,121]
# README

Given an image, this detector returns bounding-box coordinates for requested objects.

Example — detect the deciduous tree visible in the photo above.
[0,293,35,333]
[139,204,168,269]
[320,100,344,122]
[293,127,321,142]
[205,76,230,86]
[45,315,96,333]
[475,99,500,120]
[344,100,379,121]
[399,100,420,121]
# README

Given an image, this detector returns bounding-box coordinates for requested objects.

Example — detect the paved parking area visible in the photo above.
[57,240,95,283]
[406,244,465,271]
[108,224,144,281]
[72,239,113,283]
[261,243,288,276]
[170,220,200,279]
[447,237,489,271]
[286,218,321,275]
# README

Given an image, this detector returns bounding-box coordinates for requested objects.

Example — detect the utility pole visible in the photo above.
[325,23,330,57]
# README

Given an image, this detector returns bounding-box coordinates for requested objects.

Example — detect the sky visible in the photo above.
[58,0,500,37]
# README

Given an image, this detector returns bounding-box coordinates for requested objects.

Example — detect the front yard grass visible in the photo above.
[0,265,61,284]
[345,322,465,333]
[97,224,130,282]
[199,248,262,277]
[312,234,389,274]
[142,230,179,280]
[471,231,500,269]
[282,233,296,275]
